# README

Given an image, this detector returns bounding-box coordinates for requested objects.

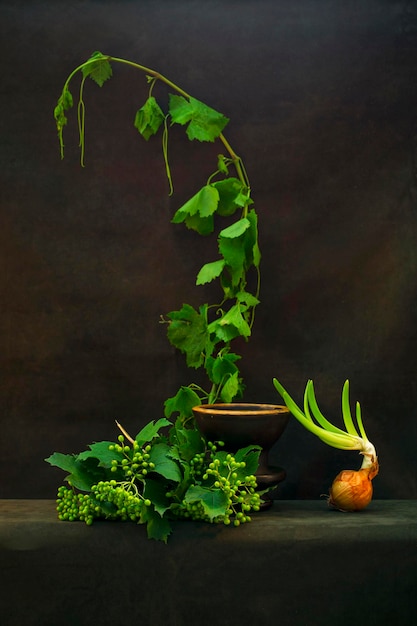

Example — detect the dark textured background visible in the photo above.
[1,0,417,500]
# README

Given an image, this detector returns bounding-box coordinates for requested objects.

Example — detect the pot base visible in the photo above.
[256,465,286,509]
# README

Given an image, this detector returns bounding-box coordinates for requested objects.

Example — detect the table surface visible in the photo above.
[1,499,416,626]
[1,498,416,545]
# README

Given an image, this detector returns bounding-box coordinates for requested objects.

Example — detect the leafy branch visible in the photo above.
[54,51,261,419]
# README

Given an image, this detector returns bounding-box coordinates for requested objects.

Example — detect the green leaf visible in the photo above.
[236,291,260,307]
[218,238,246,287]
[81,51,112,87]
[205,351,240,385]
[217,211,260,287]
[135,418,171,447]
[172,185,219,223]
[171,425,205,462]
[244,209,261,268]
[134,96,165,140]
[141,505,172,543]
[184,213,214,235]
[218,304,251,338]
[208,318,241,343]
[169,95,229,142]
[77,441,123,469]
[45,453,104,491]
[219,218,251,239]
[54,87,73,126]
[184,485,229,520]
[45,452,78,474]
[168,94,194,124]
[220,371,241,403]
[212,178,247,217]
[234,445,261,477]
[143,479,172,516]
[164,386,202,419]
[167,304,212,368]
[149,443,182,482]
[196,259,225,285]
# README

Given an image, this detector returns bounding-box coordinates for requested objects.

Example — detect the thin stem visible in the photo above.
[115,420,135,444]
[77,75,88,167]
[162,115,174,196]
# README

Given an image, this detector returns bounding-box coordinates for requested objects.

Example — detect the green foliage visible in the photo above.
[166,304,212,369]
[135,418,171,446]
[49,54,266,539]
[134,96,165,140]
[53,55,260,404]
[46,421,264,542]
[81,51,113,87]
[164,386,202,420]
[171,185,219,235]
[169,94,229,141]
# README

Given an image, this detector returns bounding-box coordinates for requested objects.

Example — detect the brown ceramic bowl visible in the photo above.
[192,403,289,453]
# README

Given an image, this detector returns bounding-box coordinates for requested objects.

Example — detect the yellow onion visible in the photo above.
[273,377,379,511]
[328,458,379,511]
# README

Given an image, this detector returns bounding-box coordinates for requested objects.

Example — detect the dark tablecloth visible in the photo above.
[1,499,416,626]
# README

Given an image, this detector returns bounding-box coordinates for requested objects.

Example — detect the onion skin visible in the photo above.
[328,460,379,512]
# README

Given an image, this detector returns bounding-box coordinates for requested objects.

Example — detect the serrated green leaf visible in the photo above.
[220,371,241,403]
[54,87,73,137]
[234,445,261,477]
[218,304,251,338]
[236,291,260,307]
[142,505,172,543]
[169,95,229,142]
[45,452,78,474]
[164,386,202,419]
[171,425,205,462]
[184,485,229,520]
[77,441,123,468]
[219,218,251,239]
[184,213,214,235]
[143,479,172,516]
[208,318,241,343]
[45,453,104,491]
[212,177,245,217]
[134,96,165,140]
[149,443,182,482]
[196,259,225,285]
[167,304,212,368]
[205,352,240,386]
[234,191,253,208]
[218,238,246,287]
[82,52,112,87]
[172,185,219,223]
[135,418,171,446]
[168,94,194,124]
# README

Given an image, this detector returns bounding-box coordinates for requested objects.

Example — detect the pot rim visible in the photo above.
[192,403,289,416]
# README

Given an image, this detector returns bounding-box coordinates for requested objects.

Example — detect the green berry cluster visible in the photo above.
[174,441,261,525]
[109,436,155,480]
[56,435,157,526]
[91,480,151,522]
[56,485,96,525]
[188,450,206,480]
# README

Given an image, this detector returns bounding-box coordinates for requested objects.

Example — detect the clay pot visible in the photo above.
[192,403,289,508]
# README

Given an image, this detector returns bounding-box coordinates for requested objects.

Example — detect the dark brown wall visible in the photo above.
[2,0,417,499]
